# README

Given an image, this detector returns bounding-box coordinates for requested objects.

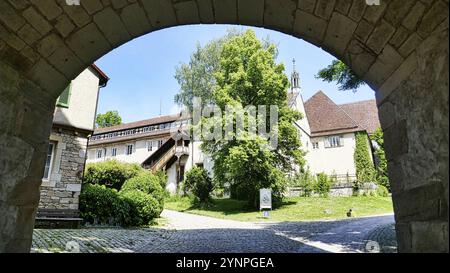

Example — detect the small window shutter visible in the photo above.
[56,84,71,108]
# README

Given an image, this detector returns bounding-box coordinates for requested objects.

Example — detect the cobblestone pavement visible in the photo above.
[32,210,396,253]
[363,222,397,253]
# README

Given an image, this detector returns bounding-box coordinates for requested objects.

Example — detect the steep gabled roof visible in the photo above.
[339,99,380,135]
[304,91,360,137]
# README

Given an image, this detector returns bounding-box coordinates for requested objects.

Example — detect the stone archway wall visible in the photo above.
[0,0,448,252]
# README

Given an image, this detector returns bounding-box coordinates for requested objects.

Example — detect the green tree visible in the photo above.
[201,30,306,208]
[371,127,390,191]
[96,110,122,128]
[174,28,276,111]
[174,29,242,111]
[316,60,365,92]
[353,132,376,192]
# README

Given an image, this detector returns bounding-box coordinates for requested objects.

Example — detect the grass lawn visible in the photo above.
[164,196,394,222]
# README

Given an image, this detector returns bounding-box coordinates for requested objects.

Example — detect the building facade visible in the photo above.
[288,64,379,181]
[39,65,108,214]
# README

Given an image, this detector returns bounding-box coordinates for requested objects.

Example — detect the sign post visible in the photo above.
[259,188,272,218]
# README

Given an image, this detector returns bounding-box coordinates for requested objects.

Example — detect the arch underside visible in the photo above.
[0,0,448,252]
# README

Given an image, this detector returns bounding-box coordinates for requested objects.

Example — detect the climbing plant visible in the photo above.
[353,132,376,192]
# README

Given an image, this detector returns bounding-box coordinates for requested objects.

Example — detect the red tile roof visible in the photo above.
[303,91,380,137]
[304,91,360,136]
[339,99,381,135]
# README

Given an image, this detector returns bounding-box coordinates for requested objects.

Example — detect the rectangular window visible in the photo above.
[126,145,133,155]
[158,140,163,148]
[43,143,55,180]
[56,84,72,108]
[147,141,153,152]
[97,149,103,159]
[325,136,343,148]
[312,142,319,149]
[111,148,117,157]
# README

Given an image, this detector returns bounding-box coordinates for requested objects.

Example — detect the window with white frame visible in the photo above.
[111,147,117,157]
[43,142,55,180]
[126,144,133,155]
[312,142,319,149]
[158,140,163,148]
[97,149,103,159]
[325,136,343,148]
[147,141,153,152]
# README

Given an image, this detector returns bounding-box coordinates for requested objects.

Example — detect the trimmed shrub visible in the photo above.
[83,160,142,190]
[79,184,162,227]
[121,172,166,210]
[375,184,389,197]
[79,184,131,226]
[315,173,332,197]
[183,167,214,203]
[120,190,161,226]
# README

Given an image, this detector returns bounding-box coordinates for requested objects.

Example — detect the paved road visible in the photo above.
[137,210,395,253]
[32,210,396,253]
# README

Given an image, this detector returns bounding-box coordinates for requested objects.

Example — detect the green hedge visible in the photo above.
[83,160,142,190]
[79,184,131,226]
[79,184,163,227]
[121,172,166,211]
[121,190,162,226]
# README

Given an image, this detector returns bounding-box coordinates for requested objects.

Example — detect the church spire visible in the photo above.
[291,58,300,91]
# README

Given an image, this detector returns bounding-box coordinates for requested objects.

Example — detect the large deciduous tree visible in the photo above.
[200,30,306,208]
[96,110,122,128]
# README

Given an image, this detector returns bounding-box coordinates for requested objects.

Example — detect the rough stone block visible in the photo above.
[323,12,357,57]
[174,1,200,25]
[365,45,404,87]
[121,3,151,37]
[30,0,63,20]
[141,0,177,29]
[22,7,52,35]
[238,0,264,26]
[294,10,328,45]
[264,0,297,33]
[66,23,111,64]
[366,20,395,54]
[94,7,130,47]
[214,0,237,23]
[197,0,214,23]
[314,0,335,20]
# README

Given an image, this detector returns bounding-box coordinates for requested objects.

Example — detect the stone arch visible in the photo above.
[0,0,448,252]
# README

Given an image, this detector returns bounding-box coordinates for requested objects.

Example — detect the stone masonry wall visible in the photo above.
[38,127,88,211]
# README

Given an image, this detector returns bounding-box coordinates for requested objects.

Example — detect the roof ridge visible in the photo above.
[338,99,376,106]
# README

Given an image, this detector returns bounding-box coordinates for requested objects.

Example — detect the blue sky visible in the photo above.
[95,24,375,124]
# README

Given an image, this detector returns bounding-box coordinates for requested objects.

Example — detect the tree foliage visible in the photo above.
[371,127,390,191]
[174,29,243,111]
[200,30,306,208]
[96,110,122,128]
[183,167,214,203]
[316,60,365,92]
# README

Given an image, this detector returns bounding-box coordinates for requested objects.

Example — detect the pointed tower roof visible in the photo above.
[304,91,360,136]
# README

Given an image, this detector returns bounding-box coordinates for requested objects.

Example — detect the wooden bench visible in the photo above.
[35,209,83,229]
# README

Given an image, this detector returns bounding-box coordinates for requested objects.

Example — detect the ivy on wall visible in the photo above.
[371,128,390,191]
[353,132,376,192]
